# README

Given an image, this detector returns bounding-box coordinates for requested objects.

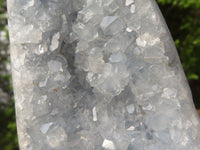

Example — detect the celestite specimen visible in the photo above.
[7,0,200,149]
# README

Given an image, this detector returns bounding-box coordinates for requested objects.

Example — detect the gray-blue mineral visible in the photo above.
[7,0,200,149]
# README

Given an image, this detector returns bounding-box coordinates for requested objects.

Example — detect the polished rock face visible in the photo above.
[7,0,200,149]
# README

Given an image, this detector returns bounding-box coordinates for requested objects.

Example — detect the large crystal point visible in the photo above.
[7,0,200,149]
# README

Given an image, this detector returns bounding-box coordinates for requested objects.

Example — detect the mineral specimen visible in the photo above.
[7,0,200,149]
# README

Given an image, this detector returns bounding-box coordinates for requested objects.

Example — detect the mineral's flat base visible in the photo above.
[7,0,200,149]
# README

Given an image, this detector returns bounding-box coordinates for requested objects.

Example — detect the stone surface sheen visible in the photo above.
[7,0,200,149]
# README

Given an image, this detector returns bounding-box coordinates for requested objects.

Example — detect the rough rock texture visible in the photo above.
[7,0,200,149]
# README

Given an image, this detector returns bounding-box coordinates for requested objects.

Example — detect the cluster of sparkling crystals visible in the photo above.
[7,0,200,150]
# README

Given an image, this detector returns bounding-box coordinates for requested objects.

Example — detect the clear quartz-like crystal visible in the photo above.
[100,16,118,31]
[102,139,116,150]
[40,122,53,134]
[7,0,200,149]
[50,32,60,51]
[125,0,135,6]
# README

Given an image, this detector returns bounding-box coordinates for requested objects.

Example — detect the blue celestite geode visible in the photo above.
[7,0,200,149]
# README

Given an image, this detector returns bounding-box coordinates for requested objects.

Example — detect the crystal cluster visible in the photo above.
[7,0,200,150]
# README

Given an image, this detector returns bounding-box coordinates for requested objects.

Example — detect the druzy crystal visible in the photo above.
[7,0,200,149]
